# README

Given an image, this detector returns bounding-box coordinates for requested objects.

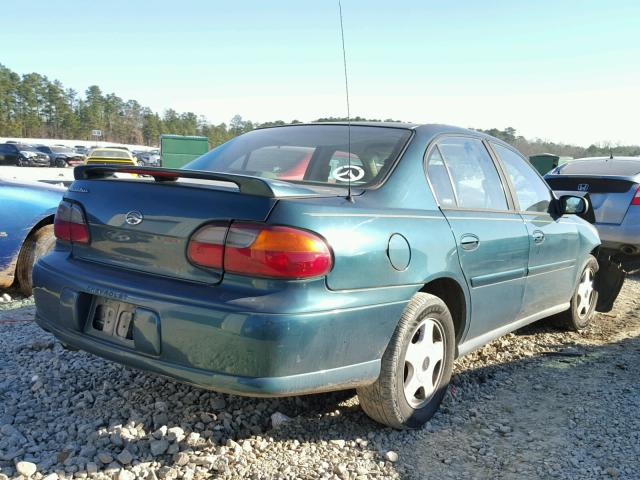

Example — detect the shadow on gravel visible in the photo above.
[1,280,639,479]
[264,332,640,479]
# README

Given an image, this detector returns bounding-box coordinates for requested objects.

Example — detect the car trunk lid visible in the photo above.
[67,180,275,284]
[546,176,638,224]
[64,166,342,284]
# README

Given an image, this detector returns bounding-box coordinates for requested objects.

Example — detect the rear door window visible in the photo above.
[436,137,509,210]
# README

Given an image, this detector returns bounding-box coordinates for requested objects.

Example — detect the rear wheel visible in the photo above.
[16,225,56,296]
[357,292,455,429]
[554,255,599,331]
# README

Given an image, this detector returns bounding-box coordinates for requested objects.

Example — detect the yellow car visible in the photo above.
[85,148,137,165]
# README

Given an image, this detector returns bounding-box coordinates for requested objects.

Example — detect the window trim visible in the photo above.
[487,140,555,216]
[426,144,460,207]
[423,133,516,214]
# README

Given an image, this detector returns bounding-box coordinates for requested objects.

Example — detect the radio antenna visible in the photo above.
[338,0,353,202]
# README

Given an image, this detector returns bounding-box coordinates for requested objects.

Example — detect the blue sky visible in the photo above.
[2,0,639,145]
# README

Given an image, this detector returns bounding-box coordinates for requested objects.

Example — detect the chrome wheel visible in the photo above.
[576,268,595,319]
[403,318,445,408]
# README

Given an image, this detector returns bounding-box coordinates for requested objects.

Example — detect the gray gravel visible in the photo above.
[0,276,639,479]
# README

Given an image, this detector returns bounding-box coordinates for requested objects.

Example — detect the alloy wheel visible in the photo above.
[576,268,595,319]
[403,318,445,408]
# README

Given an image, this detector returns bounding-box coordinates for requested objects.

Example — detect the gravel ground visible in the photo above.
[0,277,638,480]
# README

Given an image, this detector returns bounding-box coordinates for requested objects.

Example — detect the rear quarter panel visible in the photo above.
[269,196,462,292]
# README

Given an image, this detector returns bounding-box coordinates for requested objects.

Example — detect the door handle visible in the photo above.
[532,230,545,244]
[460,234,480,251]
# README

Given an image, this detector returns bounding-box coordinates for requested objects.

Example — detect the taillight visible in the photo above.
[631,185,640,206]
[187,222,333,279]
[225,223,332,278]
[186,223,227,268]
[54,200,90,244]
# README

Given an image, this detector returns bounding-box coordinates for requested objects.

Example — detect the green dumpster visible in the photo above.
[160,135,209,169]
[529,153,573,175]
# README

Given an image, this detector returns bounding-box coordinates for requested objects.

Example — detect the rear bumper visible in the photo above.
[33,251,412,396]
[596,208,640,254]
[36,318,382,396]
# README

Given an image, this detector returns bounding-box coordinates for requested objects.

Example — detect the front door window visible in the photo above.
[492,143,552,213]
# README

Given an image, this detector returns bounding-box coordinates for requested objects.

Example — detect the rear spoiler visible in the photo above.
[73,165,324,198]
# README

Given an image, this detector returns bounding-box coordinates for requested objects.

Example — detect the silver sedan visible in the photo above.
[546,156,640,272]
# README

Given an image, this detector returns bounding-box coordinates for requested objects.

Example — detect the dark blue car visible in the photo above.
[0,178,64,295]
[33,123,622,428]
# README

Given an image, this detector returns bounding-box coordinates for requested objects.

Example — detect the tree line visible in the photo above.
[0,63,265,147]
[478,127,640,159]
[1,63,638,157]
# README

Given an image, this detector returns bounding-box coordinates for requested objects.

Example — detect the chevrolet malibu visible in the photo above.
[33,124,620,428]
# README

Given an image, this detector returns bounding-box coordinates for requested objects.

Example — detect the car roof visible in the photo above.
[554,157,640,177]
[259,122,503,142]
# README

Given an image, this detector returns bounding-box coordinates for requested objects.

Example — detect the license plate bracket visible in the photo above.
[90,297,136,342]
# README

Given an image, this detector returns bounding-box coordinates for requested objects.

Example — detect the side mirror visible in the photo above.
[560,195,587,215]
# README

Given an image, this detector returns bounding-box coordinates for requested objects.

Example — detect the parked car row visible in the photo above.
[0,142,149,167]
[0,143,52,167]
[0,142,86,167]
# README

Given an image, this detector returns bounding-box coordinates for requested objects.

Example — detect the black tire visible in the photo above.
[16,225,56,296]
[554,255,599,331]
[357,292,455,429]
[56,158,67,168]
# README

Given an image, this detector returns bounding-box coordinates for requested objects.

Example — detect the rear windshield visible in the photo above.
[89,150,131,159]
[185,125,412,187]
